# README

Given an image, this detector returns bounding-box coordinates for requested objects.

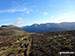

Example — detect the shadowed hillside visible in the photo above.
[21,22,75,33]
[30,31,75,56]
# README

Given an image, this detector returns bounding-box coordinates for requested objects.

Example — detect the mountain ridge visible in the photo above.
[21,22,75,33]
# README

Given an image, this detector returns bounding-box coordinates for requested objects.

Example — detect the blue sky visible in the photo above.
[0,0,75,27]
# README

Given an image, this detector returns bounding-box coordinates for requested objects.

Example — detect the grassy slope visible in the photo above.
[0,26,75,56]
[30,31,75,56]
[0,26,32,56]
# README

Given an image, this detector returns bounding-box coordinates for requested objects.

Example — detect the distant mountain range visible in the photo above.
[21,22,75,32]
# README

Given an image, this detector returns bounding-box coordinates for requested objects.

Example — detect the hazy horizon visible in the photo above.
[0,21,75,27]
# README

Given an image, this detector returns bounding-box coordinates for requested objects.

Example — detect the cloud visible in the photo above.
[0,8,32,15]
[25,10,30,14]
[0,1,38,15]
[43,12,48,16]
[0,19,9,22]
[0,0,40,15]
[56,13,75,19]
[0,1,36,14]
[14,17,24,25]
[50,13,75,23]
[0,7,33,15]
[0,8,28,13]
[50,16,54,18]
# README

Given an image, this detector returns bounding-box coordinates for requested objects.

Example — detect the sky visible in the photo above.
[0,0,75,27]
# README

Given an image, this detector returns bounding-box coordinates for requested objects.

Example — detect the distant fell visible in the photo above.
[21,22,75,33]
[0,25,21,30]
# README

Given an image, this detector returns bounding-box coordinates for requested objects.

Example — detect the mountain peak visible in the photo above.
[32,24,39,27]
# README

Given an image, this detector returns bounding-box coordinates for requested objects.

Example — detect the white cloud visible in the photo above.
[56,13,75,19]
[43,12,48,16]
[0,8,31,15]
[14,17,24,25]
[22,10,30,15]
[0,0,39,15]
[0,8,27,13]
[0,19,9,22]
[50,16,54,18]
[25,10,30,14]
[50,13,75,23]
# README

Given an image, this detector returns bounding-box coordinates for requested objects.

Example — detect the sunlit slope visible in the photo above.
[0,25,32,56]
